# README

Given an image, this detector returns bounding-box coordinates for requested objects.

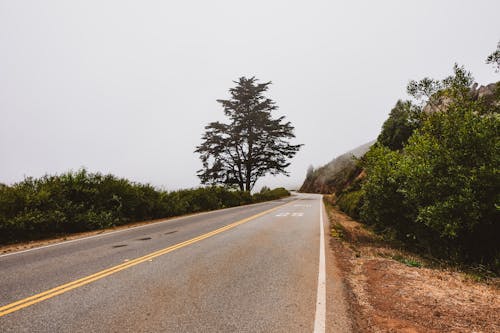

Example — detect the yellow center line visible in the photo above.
[0,200,294,317]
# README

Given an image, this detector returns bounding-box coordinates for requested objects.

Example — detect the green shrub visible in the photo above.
[392,254,422,268]
[397,102,499,265]
[252,187,290,202]
[336,189,364,219]
[0,170,290,244]
[360,144,417,239]
[361,76,499,270]
[377,100,423,151]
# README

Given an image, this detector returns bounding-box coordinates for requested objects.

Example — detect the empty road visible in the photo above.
[0,193,349,332]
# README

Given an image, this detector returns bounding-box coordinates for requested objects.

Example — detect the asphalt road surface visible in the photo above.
[0,193,348,332]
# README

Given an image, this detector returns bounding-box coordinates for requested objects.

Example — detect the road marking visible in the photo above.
[275,212,304,217]
[0,199,286,258]
[275,212,291,217]
[313,198,326,333]
[0,201,294,317]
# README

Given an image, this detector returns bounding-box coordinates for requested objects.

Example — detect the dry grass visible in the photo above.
[325,203,500,333]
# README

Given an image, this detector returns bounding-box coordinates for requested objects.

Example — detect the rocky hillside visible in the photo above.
[423,82,499,113]
[299,141,374,194]
[300,82,498,195]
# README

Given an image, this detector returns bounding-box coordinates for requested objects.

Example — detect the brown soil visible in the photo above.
[325,204,500,333]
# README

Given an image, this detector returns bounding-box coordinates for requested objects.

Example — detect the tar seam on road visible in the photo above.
[0,200,295,318]
[313,197,326,333]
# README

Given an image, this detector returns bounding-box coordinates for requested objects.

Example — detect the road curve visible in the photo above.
[0,193,334,332]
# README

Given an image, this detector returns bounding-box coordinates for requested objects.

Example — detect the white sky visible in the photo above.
[1,0,499,190]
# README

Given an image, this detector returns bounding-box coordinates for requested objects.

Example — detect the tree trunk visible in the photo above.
[245,135,253,192]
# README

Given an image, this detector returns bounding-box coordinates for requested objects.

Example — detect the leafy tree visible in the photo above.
[399,102,499,262]
[486,41,500,72]
[360,144,415,236]
[377,100,423,150]
[362,64,499,267]
[407,63,474,108]
[195,77,302,191]
[259,186,271,193]
[407,77,442,104]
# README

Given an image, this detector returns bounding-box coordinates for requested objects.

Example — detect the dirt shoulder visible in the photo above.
[324,202,500,333]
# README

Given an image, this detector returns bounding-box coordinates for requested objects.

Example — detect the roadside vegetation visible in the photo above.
[303,47,500,273]
[359,64,499,272]
[0,169,290,245]
[324,200,499,333]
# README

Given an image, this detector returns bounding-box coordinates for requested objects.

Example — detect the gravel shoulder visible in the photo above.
[324,202,500,333]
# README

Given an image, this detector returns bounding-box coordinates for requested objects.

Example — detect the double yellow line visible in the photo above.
[0,202,291,317]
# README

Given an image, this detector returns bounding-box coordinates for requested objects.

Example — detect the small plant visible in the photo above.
[392,254,422,268]
[464,264,496,282]
[464,273,487,283]
[331,227,343,239]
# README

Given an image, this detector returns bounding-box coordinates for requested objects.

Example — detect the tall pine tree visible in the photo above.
[195,77,302,191]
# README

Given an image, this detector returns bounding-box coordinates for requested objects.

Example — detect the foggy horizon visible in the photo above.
[1,0,499,191]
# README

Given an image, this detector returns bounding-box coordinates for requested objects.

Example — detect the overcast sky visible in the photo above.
[1,1,499,190]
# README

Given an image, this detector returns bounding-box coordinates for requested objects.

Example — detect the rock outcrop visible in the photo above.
[423,82,499,113]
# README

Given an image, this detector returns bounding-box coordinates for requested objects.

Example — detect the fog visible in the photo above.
[1,0,499,190]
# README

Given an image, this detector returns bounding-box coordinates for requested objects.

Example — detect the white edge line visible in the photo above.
[313,196,326,333]
[0,198,292,258]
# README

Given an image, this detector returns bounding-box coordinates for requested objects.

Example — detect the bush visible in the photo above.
[377,100,423,150]
[397,102,499,265]
[252,187,290,202]
[361,78,499,270]
[0,170,290,244]
[336,189,364,219]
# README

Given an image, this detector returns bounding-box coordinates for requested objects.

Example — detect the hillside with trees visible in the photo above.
[303,50,500,271]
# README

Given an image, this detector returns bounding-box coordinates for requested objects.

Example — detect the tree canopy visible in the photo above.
[195,77,302,191]
[362,64,499,267]
[486,41,500,72]
[377,100,422,150]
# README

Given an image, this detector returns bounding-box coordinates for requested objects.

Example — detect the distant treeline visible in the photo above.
[323,65,499,271]
[0,169,290,244]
